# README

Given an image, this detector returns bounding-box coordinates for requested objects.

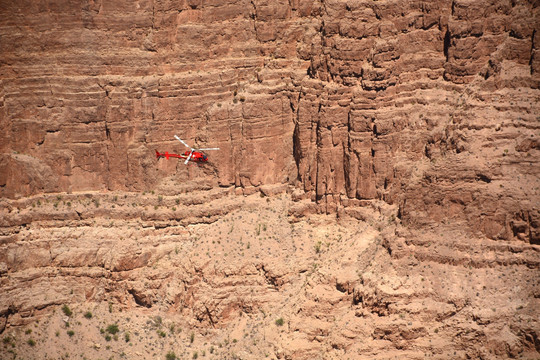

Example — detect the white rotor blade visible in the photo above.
[196,148,220,151]
[184,150,193,164]
[174,135,193,150]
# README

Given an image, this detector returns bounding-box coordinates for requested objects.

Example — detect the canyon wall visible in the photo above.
[1,0,539,241]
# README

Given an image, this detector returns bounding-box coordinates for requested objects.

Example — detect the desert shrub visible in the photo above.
[106,324,119,335]
[314,241,322,254]
[275,318,284,326]
[62,305,72,317]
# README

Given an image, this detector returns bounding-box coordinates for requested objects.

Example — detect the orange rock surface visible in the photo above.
[0,0,539,359]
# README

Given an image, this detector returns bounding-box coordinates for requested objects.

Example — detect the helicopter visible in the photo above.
[156,135,219,164]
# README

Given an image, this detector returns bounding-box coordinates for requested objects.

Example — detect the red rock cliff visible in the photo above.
[1,0,539,242]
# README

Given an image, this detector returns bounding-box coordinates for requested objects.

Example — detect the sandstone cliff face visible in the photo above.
[1,2,540,358]
[1,191,539,359]
[1,0,539,242]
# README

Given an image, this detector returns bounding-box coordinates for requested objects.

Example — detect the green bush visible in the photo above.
[106,324,119,335]
[166,351,177,360]
[84,311,93,319]
[67,330,75,337]
[275,318,284,326]
[314,241,322,254]
[62,305,72,317]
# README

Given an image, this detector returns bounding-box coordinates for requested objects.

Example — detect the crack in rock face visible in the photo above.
[0,0,539,358]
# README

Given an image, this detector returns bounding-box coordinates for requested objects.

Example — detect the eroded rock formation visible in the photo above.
[1,0,539,359]
[1,0,539,241]
[1,0,539,243]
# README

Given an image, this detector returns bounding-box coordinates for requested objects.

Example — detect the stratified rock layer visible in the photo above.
[0,190,538,359]
[0,2,539,358]
[1,0,539,242]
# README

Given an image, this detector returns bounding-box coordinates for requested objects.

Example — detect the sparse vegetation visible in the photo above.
[314,241,322,254]
[62,304,72,317]
[106,324,119,335]
[84,311,93,319]
[3,336,14,348]
[275,317,284,326]
[166,351,177,360]
[27,339,36,346]
[151,316,163,328]
[67,330,75,337]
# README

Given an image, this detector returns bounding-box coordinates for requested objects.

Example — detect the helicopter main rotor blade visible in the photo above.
[184,150,194,164]
[196,148,220,151]
[174,135,193,150]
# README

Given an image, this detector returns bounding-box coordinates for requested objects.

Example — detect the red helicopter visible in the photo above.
[156,135,219,164]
